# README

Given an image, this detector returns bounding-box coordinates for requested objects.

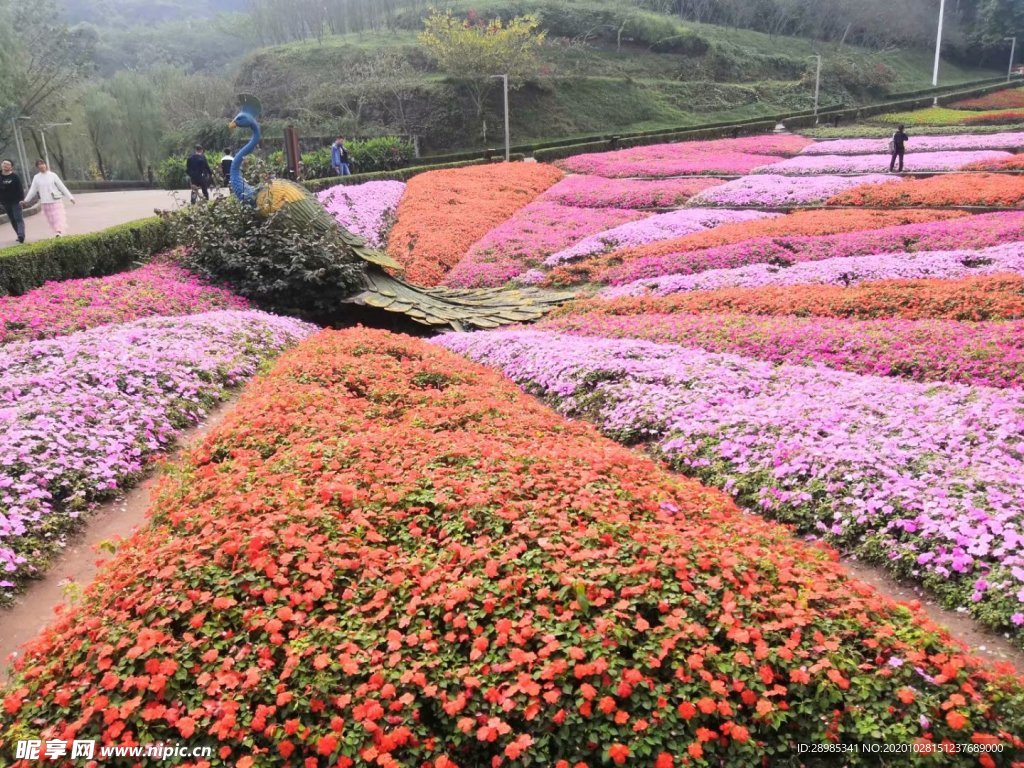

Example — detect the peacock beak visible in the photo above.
[228,120,237,129]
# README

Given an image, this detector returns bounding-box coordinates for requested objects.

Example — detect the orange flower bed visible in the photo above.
[558,274,1024,322]
[951,88,1024,110]
[387,163,563,285]
[2,327,1023,764]
[828,173,1024,208]
[964,155,1024,172]
[544,208,966,286]
[964,109,1024,125]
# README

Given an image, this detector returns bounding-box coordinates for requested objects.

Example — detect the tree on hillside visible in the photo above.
[81,86,121,180]
[106,72,164,177]
[419,10,546,144]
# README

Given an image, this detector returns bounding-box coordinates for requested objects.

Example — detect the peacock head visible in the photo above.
[229,94,262,132]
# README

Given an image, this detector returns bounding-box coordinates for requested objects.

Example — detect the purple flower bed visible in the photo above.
[0,311,315,597]
[540,175,725,208]
[602,242,1024,296]
[756,151,1012,175]
[688,174,900,207]
[443,200,647,288]
[539,311,1024,389]
[316,180,406,248]
[437,329,1024,635]
[0,262,249,345]
[602,211,1024,285]
[555,135,813,178]
[544,209,778,266]
[801,131,1024,155]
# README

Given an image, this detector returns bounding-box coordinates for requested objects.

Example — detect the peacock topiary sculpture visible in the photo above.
[227,95,571,331]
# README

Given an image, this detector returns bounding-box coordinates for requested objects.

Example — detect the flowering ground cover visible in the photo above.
[800,131,1024,155]
[601,243,1024,296]
[829,173,1024,208]
[541,175,724,209]
[560,274,1024,321]
[687,173,899,207]
[965,109,1024,125]
[387,162,563,285]
[0,311,313,598]
[874,107,1023,127]
[756,151,1012,175]
[538,312,1024,389]
[0,262,249,345]
[316,180,406,248]
[952,89,1024,110]
[442,200,647,288]
[966,155,1024,171]
[4,327,1024,766]
[600,210,1022,285]
[543,209,777,266]
[555,135,812,178]
[546,209,963,286]
[440,330,1024,640]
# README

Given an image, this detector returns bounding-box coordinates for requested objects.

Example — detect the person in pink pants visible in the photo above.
[21,160,75,237]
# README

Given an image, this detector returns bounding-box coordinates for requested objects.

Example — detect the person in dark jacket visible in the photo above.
[219,148,233,188]
[186,145,213,203]
[889,125,909,173]
[0,159,26,244]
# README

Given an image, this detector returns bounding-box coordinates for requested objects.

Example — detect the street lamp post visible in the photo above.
[490,74,510,162]
[1006,37,1018,82]
[810,55,822,123]
[14,116,31,178]
[932,0,946,98]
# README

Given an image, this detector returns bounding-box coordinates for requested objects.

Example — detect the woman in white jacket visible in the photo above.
[21,159,75,236]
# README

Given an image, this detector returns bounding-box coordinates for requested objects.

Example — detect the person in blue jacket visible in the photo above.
[330,137,351,177]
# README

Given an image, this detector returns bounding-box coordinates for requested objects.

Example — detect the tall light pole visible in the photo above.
[14,116,31,178]
[37,122,72,170]
[1006,36,1018,81]
[810,55,822,123]
[491,74,510,161]
[932,0,946,92]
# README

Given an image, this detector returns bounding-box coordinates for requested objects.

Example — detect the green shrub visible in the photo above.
[0,217,171,296]
[157,157,189,190]
[168,196,364,320]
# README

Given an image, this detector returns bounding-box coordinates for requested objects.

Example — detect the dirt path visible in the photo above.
[0,401,233,682]
[839,557,1024,674]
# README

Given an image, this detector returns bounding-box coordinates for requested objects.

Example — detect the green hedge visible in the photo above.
[0,217,171,296]
[301,155,525,192]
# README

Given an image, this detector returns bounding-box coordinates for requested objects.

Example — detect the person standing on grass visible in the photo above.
[220,147,233,188]
[187,145,213,203]
[331,136,351,177]
[1,159,26,244]
[21,159,74,238]
[889,124,909,173]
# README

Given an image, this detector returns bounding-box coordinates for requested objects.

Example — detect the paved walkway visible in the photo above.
[0,188,231,248]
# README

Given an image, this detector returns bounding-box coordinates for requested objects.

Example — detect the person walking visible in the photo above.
[186,145,213,203]
[331,136,351,177]
[889,125,909,173]
[1,159,26,244]
[21,159,74,237]
[219,148,234,188]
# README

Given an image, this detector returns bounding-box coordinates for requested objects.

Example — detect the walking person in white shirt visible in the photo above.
[21,159,75,237]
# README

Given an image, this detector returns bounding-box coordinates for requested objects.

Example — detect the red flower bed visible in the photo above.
[952,89,1024,110]
[557,274,1024,322]
[827,173,1024,208]
[964,155,1024,172]
[2,328,1023,766]
[387,163,563,285]
[544,209,965,287]
[963,109,1024,125]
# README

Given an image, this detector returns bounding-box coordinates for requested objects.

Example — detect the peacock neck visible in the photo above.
[230,122,261,204]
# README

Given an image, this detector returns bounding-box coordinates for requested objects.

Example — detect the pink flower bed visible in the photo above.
[443,201,647,288]
[316,180,406,248]
[555,135,813,178]
[757,151,1013,175]
[544,209,778,266]
[688,174,899,207]
[541,175,724,208]
[601,211,1024,285]
[602,242,1024,297]
[801,131,1024,155]
[0,262,249,345]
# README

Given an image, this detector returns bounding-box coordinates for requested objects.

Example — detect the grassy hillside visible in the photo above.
[236,1,1000,152]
